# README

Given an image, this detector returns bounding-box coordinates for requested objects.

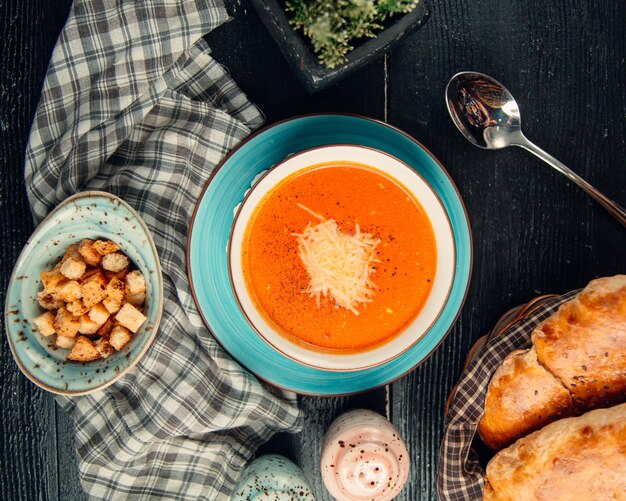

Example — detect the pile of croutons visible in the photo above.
[32,239,147,362]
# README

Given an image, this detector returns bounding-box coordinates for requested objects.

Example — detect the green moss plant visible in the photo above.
[286,0,420,68]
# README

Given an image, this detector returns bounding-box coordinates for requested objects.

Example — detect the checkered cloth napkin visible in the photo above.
[24,1,301,498]
[436,290,580,500]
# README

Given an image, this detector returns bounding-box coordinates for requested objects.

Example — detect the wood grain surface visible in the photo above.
[2,0,625,499]
[0,1,83,500]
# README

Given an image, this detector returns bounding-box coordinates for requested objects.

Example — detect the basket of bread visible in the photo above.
[437,275,626,500]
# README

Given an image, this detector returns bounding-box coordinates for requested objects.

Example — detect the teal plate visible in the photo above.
[187,114,472,395]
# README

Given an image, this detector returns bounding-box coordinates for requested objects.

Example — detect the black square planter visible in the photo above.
[249,0,430,93]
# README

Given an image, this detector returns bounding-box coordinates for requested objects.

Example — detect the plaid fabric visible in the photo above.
[436,290,580,501]
[24,1,301,499]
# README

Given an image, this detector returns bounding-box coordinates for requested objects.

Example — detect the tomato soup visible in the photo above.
[241,163,437,353]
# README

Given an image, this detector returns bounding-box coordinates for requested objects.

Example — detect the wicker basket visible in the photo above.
[436,291,580,501]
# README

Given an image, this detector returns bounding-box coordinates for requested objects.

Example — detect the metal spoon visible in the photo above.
[445,71,626,227]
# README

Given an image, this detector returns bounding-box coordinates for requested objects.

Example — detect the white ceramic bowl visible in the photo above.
[229,145,455,371]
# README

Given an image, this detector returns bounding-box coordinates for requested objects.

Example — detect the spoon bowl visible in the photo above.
[445,71,626,227]
[445,72,522,150]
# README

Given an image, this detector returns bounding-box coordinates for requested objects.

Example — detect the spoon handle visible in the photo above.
[515,137,626,228]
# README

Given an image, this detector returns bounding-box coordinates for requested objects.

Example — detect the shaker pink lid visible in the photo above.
[320,409,410,501]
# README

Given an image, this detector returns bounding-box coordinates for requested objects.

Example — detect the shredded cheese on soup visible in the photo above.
[293,209,380,315]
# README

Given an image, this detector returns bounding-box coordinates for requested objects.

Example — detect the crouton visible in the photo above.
[34,239,145,364]
[41,269,65,289]
[59,257,86,280]
[93,240,119,256]
[32,311,56,337]
[66,299,89,316]
[78,239,101,266]
[81,268,100,281]
[96,317,114,337]
[53,307,80,337]
[62,243,81,262]
[104,268,128,281]
[55,280,82,302]
[125,270,146,295]
[109,325,132,351]
[126,292,146,307]
[114,303,146,333]
[80,270,108,308]
[103,297,122,314]
[56,336,76,349]
[88,303,110,326]
[38,290,63,310]
[103,277,125,313]
[101,252,130,273]
[95,337,114,358]
[78,314,100,335]
[67,336,100,362]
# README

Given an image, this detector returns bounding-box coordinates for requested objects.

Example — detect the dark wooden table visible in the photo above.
[2,1,625,499]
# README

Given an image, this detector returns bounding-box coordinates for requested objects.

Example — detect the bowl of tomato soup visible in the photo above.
[229,145,455,371]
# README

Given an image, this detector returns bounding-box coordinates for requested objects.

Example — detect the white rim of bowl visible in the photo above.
[228,145,455,372]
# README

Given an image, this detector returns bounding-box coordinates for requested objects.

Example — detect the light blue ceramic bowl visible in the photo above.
[5,191,163,395]
[188,114,472,395]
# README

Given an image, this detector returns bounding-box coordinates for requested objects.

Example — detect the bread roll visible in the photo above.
[483,403,626,501]
[479,275,626,450]
[532,275,626,411]
[477,347,575,450]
